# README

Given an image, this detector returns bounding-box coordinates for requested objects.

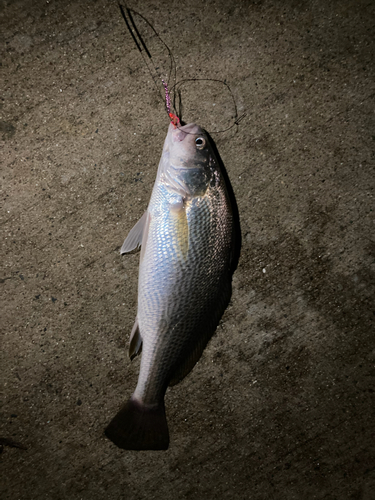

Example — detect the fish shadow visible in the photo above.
[206,130,242,275]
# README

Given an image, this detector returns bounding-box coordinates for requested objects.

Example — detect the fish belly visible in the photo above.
[134,184,233,405]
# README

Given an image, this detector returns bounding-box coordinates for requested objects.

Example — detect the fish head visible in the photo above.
[168,122,209,166]
[162,122,214,198]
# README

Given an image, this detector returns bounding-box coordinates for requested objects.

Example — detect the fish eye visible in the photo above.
[195,137,206,149]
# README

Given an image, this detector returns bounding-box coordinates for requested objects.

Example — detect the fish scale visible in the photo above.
[105,121,239,450]
[137,191,232,400]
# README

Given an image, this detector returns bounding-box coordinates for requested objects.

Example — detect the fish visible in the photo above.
[105,120,240,450]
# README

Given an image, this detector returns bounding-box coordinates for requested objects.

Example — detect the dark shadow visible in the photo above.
[206,130,242,275]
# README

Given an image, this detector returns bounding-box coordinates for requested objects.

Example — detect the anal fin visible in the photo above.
[129,318,142,361]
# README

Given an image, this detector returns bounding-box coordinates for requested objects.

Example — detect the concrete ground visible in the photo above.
[1,0,374,498]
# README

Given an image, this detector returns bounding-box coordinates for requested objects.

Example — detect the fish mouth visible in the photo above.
[172,123,203,142]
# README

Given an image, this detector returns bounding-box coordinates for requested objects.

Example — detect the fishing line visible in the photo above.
[162,79,180,127]
[170,78,246,134]
[118,4,245,134]
[119,3,177,116]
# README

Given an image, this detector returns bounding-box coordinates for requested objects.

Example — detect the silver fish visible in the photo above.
[105,121,240,450]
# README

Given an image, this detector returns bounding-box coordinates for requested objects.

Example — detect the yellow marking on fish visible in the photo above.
[171,206,189,260]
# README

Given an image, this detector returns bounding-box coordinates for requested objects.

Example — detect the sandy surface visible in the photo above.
[1,0,374,498]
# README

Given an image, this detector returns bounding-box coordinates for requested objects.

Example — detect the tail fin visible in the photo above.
[105,397,169,450]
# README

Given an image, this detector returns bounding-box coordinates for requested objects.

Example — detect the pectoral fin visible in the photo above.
[129,319,142,360]
[121,211,149,254]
